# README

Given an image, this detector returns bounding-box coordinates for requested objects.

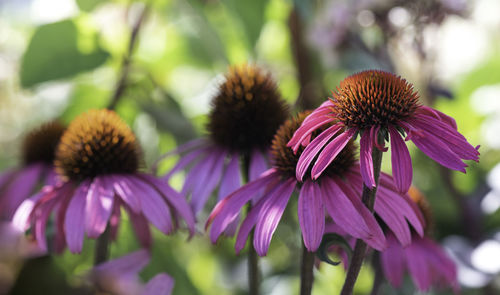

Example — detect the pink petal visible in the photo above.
[127,207,153,249]
[298,180,325,251]
[296,123,343,181]
[410,132,467,172]
[142,273,174,295]
[249,149,268,181]
[253,178,296,256]
[12,190,47,231]
[2,163,44,219]
[388,126,412,194]
[380,234,406,287]
[311,128,356,180]
[416,105,457,130]
[405,241,433,291]
[359,129,375,188]
[110,175,141,213]
[208,169,279,243]
[94,249,150,275]
[162,145,208,181]
[65,180,90,253]
[217,153,242,236]
[125,176,173,235]
[85,177,115,238]
[139,174,196,235]
[189,149,226,214]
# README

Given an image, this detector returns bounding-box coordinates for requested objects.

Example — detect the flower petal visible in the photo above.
[208,169,279,243]
[142,273,174,295]
[296,123,343,181]
[65,180,90,253]
[360,129,375,188]
[380,234,406,287]
[311,128,356,180]
[298,180,325,251]
[126,176,173,235]
[388,126,412,193]
[110,175,141,213]
[85,177,114,238]
[249,149,268,181]
[253,178,296,256]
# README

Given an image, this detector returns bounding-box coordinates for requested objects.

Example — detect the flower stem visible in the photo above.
[300,242,315,295]
[370,252,384,295]
[107,3,149,110]
[340,146,383,295]
[248,225,260,295]
[94,225,111,265]
[243,154,260,295]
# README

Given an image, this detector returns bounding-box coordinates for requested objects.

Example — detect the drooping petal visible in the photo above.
[410,132,467,172]
[298,180,325,252]
[142,273,174,295]
[416,105,457,130]
[323,178,386,250]
[65,180,90,253]
[249,149,268,181]
[373,190,412,246]
[388,126,412,193]
[110,175,141,213]
[296,123,343,181]
[109,200,122,240]
[208,169,279,243]
[127,207,153,249]
[405,241,433,291]
[12,189,47,231]
[126,176,173,235]
[2,163,44,219]
[217,153,242,236]
[380,234,406,287]
[359,128,375,188]
[162,145,208,181]
[253,178,296,256]
[154,138,208,175]
[139,174,196,235]
[189,149,226,213]
[85,177,115,238]
[94,249,150,276]
[311,128,356,180]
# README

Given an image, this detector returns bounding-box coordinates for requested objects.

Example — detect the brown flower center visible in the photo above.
[55,109,140,181]
[271,111,356,180]
[332,70,420,129]
[207,64,289,152]
[22,121,65,165]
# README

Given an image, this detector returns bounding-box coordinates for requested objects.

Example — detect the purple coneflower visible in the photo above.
[380,187,459,292]
[288,70,479,194]
[89,249,174,295]
[159,65,288,224]
[13,110,194,253]
[207,112,424,256]
[0,121,65,220]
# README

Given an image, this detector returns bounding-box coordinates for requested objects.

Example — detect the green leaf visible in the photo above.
[20,19,109,88]
[222,0,267,49]
[76,0,105,12]
[316,233,353,266]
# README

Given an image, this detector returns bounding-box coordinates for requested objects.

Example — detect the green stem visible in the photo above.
[340,146,383,295]
[300,242,315,295]
[94,225,110,265]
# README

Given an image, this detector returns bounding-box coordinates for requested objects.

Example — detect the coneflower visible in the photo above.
[207,112,424,256]
[159,64,289,223]
[380,187,459,292]
[13,110,194,254]
[288,70,479,194]
[0,121,65,220]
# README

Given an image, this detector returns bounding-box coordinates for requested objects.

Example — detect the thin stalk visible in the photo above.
[370,252,384,295]
[340,146,383,295]
[243,154,260,295]
[300,242,315,295]
[107,4,150,110]
[94,225,111,265]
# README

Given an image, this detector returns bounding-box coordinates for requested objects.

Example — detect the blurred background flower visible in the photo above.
[0,0,499,294]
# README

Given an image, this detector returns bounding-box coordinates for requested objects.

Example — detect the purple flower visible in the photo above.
[159,65,288,231]
[207,112,424,256]
[89,249,174,295]
[381,233,459,293]
[288,70,479,194]
[0,121,65,220]
[13,110,194,253]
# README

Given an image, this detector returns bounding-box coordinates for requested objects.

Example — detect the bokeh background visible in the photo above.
[1,0,500,294]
